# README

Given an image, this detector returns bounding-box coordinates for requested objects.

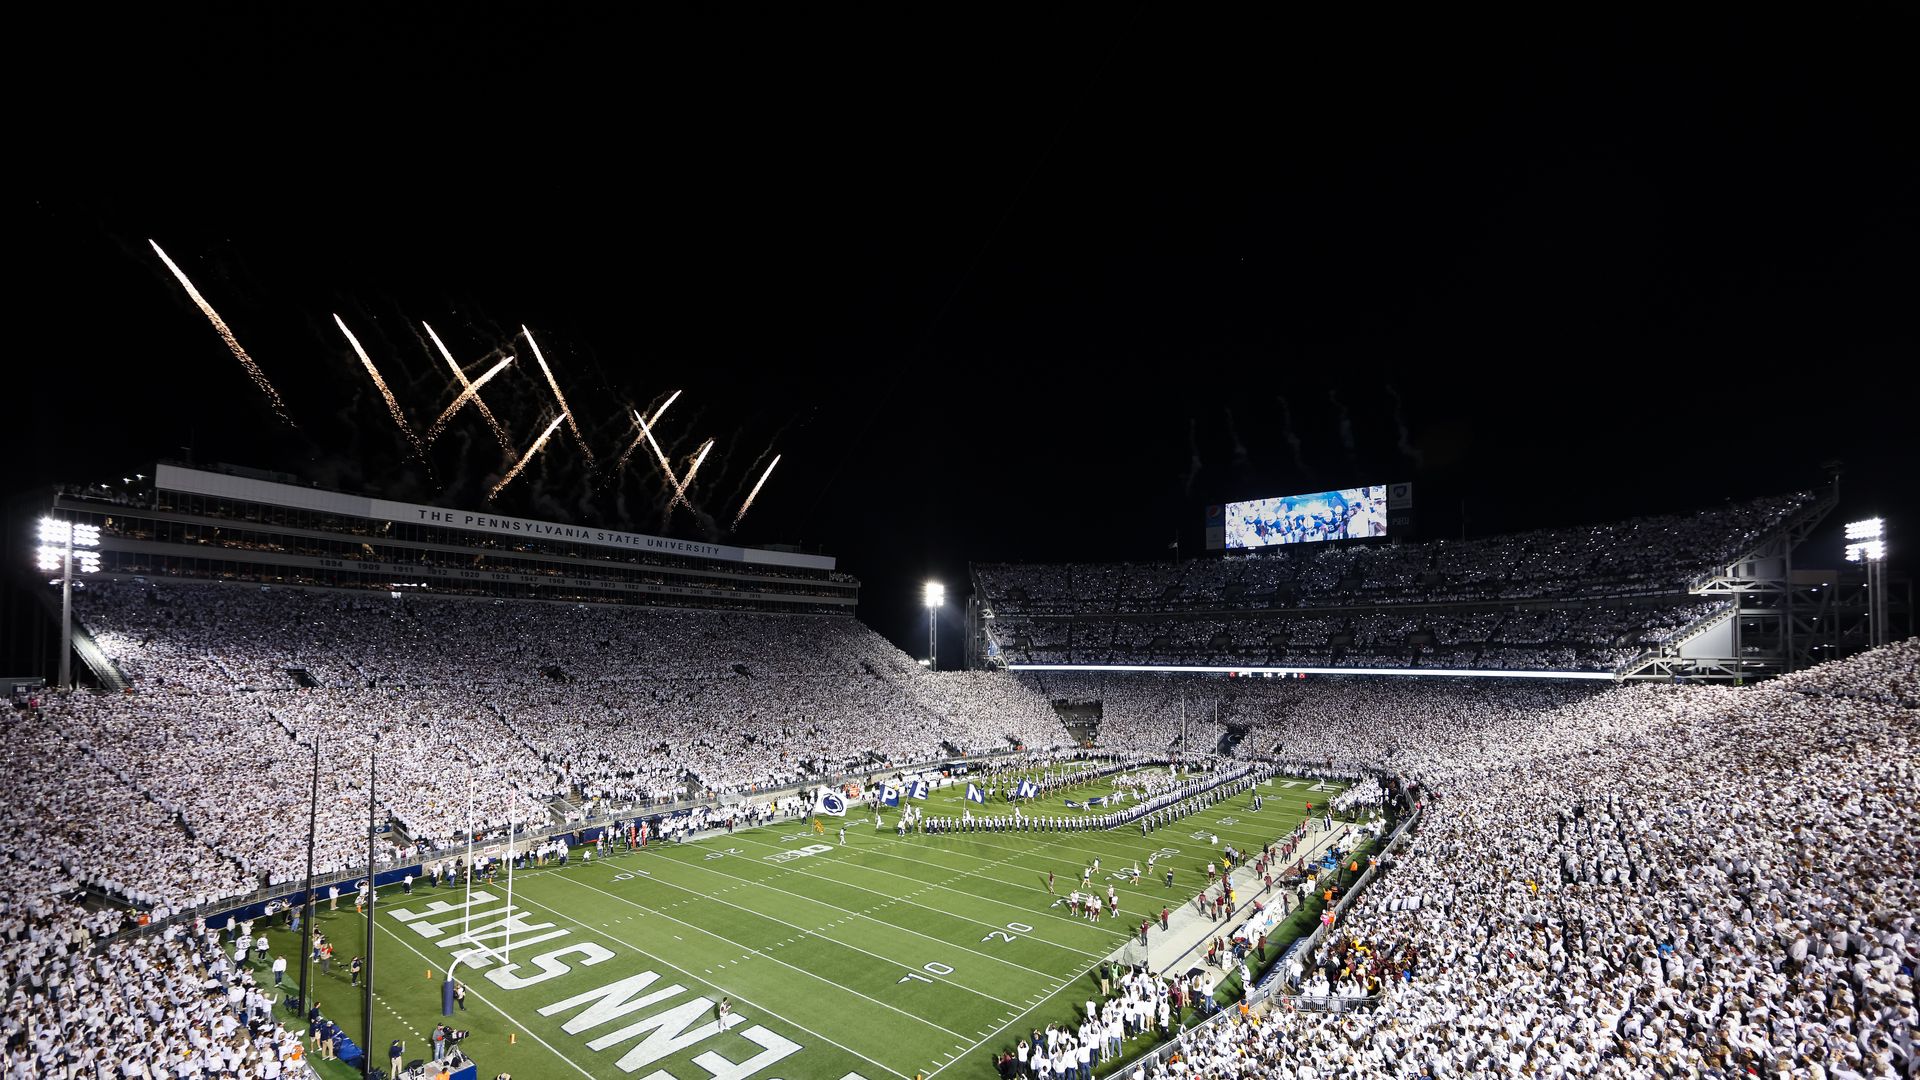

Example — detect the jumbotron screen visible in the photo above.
[1224,485,1389,548]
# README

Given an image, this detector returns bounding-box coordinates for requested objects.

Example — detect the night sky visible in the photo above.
[18,8,1916,664]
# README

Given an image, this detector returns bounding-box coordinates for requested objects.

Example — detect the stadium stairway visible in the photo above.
[1616,602,1737,678]
[1052,699,1102,747]
[39,589,130,691]
[547,794,583,824]
[1128,818,1355,978]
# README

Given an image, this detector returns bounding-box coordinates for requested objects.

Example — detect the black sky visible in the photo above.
[17,7,1917,664]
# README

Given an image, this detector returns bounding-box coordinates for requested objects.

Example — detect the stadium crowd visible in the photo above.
[980,492,1816,675]
[17,582,1066,904]
[1071,640,1917,1080]
[976,491,1812,615]
[989,598,1730,673]
[1,549,1910,1078]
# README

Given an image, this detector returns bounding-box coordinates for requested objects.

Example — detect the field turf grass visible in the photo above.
[252,770,1346,1080]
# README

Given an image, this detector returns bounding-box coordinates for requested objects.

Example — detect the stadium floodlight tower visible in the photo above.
[37,517,101,689]
[1845,518,1888,647]
[924,581,946,670]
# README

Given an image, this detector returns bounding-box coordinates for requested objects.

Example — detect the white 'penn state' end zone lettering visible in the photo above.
[387,891,805,1080]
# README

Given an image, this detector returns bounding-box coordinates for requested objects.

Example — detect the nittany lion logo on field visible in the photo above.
[764,844,834,864]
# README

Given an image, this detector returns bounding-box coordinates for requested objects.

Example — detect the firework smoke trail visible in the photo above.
[424,352,515,444]
[1276,395,1312,478]
[1328,389,1356,451]
[731,454,781,529]
[520,326,595,469]
[1385,382,1426,468]
[612,412,648,480]
[667,439,715,512]
[489,413,568,500]
[149,240,295,426]
[1224,408,1250,466]
[424,322,515,452]
[332,314,423,457]
[1326,389,1360,474]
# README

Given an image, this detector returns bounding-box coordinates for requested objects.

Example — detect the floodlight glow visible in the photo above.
[36,549,59,572]
[1845,540,1885,563]
[924,582,945,607]
[39,519,100,547]
[1845,518,1884,541]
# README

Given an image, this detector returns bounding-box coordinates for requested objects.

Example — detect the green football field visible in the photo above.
[260,769,1348,1080]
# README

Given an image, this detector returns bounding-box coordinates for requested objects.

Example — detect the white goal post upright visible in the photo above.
[445,775,481,988]
[444,778,532,986]
[504,787,517,965]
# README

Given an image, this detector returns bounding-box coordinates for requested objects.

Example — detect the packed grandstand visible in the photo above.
[3,481,1913,1080]
[975,491,1823,673]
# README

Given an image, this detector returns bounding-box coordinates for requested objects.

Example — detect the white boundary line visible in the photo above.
[390,889,912,1080]
[502,878,946,1070]
[539,871,985,1031]
[681,835,1106,964]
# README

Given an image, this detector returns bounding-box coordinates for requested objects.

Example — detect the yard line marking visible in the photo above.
[573,846,1075,988]
[538,873,983,1037]
[783,844,1121,937]
[476,889,915,1078]
[924,945,1101,1080]
[724,831,1114,944]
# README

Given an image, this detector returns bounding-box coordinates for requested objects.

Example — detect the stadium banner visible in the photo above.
[813,790,847,816]
[1223,485,1389,549]
[154,463,834,570]
[206,862,424,931]
[1387,481,1414,510]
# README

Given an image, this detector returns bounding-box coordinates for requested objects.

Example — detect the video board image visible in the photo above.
[1224,485,1388,549]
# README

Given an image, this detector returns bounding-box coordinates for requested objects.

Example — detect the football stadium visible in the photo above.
[5,461,1912,1080]
[8,9,1917,1080]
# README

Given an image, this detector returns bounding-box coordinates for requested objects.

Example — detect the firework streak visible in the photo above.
[333,315,424,456]
[612,391,685,481]
[425,353,515,444]
[520,326,594,469]
[423,322,516,450]
[490,413,569,500]
[668,439,715,512]
[732,454,781,528]
[149,240,295,426]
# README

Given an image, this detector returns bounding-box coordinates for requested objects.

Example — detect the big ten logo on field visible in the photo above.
[763,844,833,864]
